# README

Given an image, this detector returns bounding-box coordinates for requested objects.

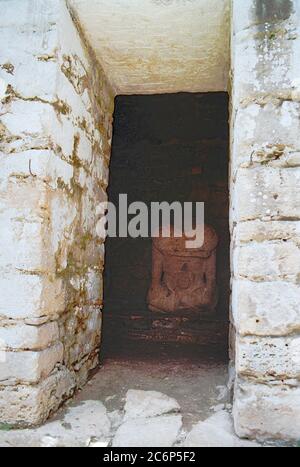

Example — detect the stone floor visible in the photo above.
[0,348,262,447]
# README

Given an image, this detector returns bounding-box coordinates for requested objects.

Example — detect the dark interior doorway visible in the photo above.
[102,93,229,361]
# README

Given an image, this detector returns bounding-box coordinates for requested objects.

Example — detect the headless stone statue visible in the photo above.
[147,225,218,313]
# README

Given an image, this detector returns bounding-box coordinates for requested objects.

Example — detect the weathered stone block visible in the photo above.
[0,343,63,385]
[232,0,300,102]
[232,167,300,221]
[0,150,51,184]
[232,101,300,170]
[0,272,65,320]
[236,335,300,380]
[0,149,75,192]
[0,0,60,29]
[73,351,99,389]
[233,31,299,104]
[0,322,59,351]
[49,192,78,267]
[124,390,180,420]
[62,307,101,367]
[233,0,297,34]
[51,116,79,159]
[233,241,300,281]
[86,269,103,303]
[1,100,55,139]
[112,415,183,448]
[184,411,259,448]
[0,367,75,427]
[0,273,44,320]
[232,279,300,336]
[77,132,93,165]
[0,221,43,272]
[233,379,300,441]
[234,220,300,244]
[93,157,109,186]
[0,57,58,101]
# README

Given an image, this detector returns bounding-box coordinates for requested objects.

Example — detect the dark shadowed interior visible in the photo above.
[102,93,229,362]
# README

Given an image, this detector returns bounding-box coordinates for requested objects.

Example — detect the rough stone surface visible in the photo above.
[124,389,180,420]
[0,400,111,447]
[232,167,300,222]
[184,411,260,448]
[0,344,63,385]
[0,0,114,426]
[234,379,300,441]
[0,368,75,426]
[0,359,231,447]
[0,322,59,350]
[69,0,230,94]
[236,335,300,381]
[232,279,300,336]
[114,390,183,447]
[38,401,111,447]
[231,0,300,441]
[233,241,300,282]
[112,415,183,448]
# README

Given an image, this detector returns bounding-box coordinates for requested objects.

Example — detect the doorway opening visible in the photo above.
[102,92,230,368]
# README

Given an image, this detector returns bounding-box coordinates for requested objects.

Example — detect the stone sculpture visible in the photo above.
[147,225,218,313]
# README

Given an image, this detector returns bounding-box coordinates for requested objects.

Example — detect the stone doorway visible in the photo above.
[1,0,300,445]
[103,92,230,363]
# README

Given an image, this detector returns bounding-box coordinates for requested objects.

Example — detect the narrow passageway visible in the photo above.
[103,92,230,360]
[87,91,232,446]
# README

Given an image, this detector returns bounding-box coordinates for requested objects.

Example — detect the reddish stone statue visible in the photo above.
[147,225,218,313]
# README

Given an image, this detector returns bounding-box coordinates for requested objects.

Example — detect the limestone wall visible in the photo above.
[231,0,300,441]
[0,0,114,426]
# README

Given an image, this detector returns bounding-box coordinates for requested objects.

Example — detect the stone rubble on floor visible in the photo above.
[183,411,260,448]
[123,389,180,420]
[0,390,265,447]
[112,389,182,447]
[0,400,111,447]
[112,415,183,448]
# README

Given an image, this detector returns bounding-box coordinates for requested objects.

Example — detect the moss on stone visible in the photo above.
[0,423,13,431]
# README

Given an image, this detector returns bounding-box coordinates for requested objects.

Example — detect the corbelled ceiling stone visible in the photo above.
[68,0,230,94]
